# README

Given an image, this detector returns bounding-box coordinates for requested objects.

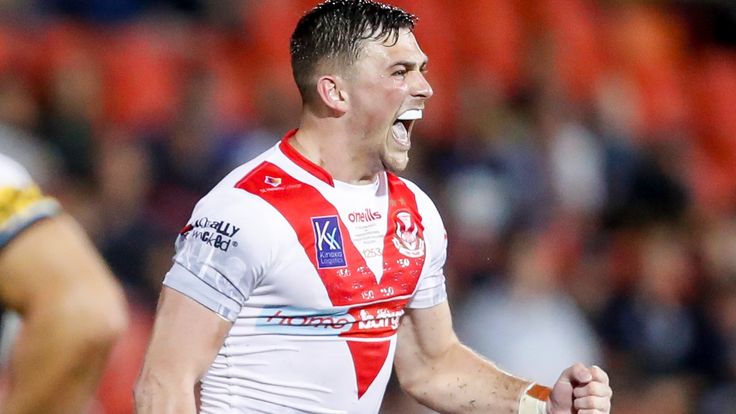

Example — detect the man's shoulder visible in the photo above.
[195,143,284,203]
[389,174,436,206]
[217,145,280,189]
[0,153,33,188]
[191,145,288,217]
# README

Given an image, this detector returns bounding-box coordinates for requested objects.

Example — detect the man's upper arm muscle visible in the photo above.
[394,301,459,390]
[0,213,128,414]
[0,213,124,314]
[135,286,232,413]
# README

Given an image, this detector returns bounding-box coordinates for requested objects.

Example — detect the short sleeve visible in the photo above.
[406,184,448,309]
[0,154,60,249]
[163,188,267,322]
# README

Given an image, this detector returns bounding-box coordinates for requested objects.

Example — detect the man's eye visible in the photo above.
[393,69,407,77]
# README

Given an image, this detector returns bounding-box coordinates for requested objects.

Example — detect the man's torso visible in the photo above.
[165,134,447,413]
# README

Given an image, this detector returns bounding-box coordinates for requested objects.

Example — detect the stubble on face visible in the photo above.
[346,30,424,175]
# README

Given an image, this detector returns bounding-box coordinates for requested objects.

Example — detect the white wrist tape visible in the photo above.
[518,383,550,414]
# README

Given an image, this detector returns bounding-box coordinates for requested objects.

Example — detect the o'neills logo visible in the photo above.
[392,211,424,258]
[348,209,382,223]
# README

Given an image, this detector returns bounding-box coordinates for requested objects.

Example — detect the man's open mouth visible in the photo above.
[391,109,423,148]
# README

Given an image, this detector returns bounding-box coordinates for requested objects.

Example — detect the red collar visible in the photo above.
[278,129,335,187]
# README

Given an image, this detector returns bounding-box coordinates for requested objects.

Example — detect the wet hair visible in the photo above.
[290,0,416,103]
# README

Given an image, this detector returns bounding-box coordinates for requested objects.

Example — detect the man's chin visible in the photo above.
[381,153,409,173]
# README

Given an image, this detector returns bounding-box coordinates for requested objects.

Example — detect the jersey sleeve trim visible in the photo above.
[163,262,241,322]
[406,273,447,309]
[0,185,60,249]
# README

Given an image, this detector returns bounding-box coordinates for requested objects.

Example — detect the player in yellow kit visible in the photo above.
[0,153,127,414]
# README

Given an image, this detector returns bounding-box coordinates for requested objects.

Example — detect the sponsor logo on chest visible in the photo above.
[312,215,347,268]
[255,304,405,336]
[257,307,355,335]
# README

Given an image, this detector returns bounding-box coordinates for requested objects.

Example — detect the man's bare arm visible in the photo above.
[0,214,128,414]
[135,286,232,414]
[395,301,530,413]
[394,301,612,414]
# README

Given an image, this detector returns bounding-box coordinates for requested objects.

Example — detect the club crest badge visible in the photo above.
[392,211,424,258]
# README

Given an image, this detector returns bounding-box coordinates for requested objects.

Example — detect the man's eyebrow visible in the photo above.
[390,58,429,70]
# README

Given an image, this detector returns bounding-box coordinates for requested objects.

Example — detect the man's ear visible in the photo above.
[316,75,348,114]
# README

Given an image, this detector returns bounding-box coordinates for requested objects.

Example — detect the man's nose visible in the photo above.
[411,72,433,99]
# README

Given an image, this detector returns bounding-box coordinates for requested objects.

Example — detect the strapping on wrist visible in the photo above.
[518,383,551,414]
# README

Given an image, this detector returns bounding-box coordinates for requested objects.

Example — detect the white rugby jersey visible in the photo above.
[0,153,59,249]
[164,130,448,413]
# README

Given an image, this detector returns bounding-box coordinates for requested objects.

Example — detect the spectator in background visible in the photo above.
[697,218,736,413]
[598,225,701,377]
[0,152,128,413]
[94,135,165,304]
[456,228,603,385]
[0,74,61,188]
[698,278,736,414]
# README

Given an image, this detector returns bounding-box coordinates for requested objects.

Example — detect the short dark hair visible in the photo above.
[290,0,416,103]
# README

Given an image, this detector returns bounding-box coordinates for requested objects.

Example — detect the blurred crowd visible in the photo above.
[0,0,735,413]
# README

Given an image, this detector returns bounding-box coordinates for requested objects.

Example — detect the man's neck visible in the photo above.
[292,116,382,185]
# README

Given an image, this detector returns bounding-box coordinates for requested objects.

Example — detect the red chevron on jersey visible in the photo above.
[235,161,426,397]
[235,162,425,309]
[347,340,392,399]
